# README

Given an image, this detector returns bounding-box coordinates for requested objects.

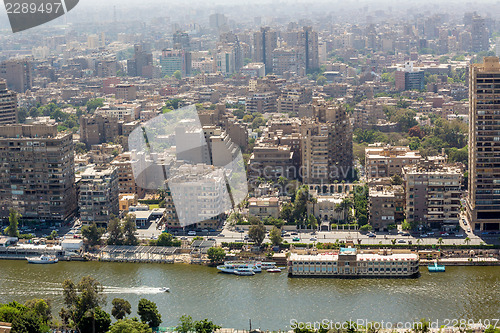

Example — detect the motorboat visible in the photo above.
[428,262,445,272]
[259,262,277,270]
[159,287,170,292]
[266,268,282,273]
[217,261,259,275]
[26,255,58,264]
[234,268,255,276]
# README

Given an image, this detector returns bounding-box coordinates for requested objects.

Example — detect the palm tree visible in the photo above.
[464,237,471,246]
[416,238,421,250]
[334,203,343,221]
[437,237,444,248]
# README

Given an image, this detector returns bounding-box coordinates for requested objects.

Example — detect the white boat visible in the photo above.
[266,268,281,273]
[260,262,277,270]
[234,268,255,276]
[159,287,170,292]
[26,255,58,264]
[217,261,259,275]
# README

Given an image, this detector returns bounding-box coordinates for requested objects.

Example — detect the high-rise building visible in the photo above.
[173,30,190,50]
[0,59,33,93]
[127,45,153,77]
[80,114,120,149]
[0,81,17,125]
[404,160,462,230]
[395,62,425,91]
[471,14,489,53]
[160,49,191,77]
[253,27,277,74]
[301,99,353,183]
[466,56,500,231]
[298,26,319,73]
[78,165,119,227]
[0,124,77,222]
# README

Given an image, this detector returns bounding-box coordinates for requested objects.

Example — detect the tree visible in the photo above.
[123,214,138,246]
[61,276,107,332]
[207,247,226,264]
[177,315,195,333]
[269,227,283,246]
[155,232,176,246]
[316,75,327,85]
[77,307,111,333]
[0,301,49,333]
[107,216,124,245]
[401,220,412,231]
[81,223,105,247]
[109,318,153,333]
[137,299,162,328]
[408,125,426,139]
[464,237,471,246]
[359,224,373,232]
[46,229,58,240]
[194,319,221,333]
[279,203,293,224]
[437,238,444,247]
[5,208,20,237]
[24,299,51,324]
[173,70,182,80]
[390,174,403,185]
[86,98,104,113]
[248,222,266,246]
[111,298,131,320]
[307,214,318,230]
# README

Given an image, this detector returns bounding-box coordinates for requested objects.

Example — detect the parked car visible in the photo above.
[456,234,464,237]
[187,231,197,236]
[309,237,317,242]
[420,234,428,237]
[291,232,298,235]
[397,239,406,243]
[202,229,209,233]
[442,232,450,236]
[367,233,376,238]
[218,234,225,237]
[292,237,300,242]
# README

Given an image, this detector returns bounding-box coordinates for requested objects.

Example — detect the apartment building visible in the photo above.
[466,56,500,231]
[0,124,76,222]
[248,145,296,182]
[403,160,463,230]
[248,197,280,219]
[368,185,404,231]
[80,114,120,148]
[301,99,353,183]
[0,81,17,125]
[245,91,277,113]
[78,165,119,227]
[0,59,32,93]
[365,145,422,179]
[115,83,137,101]
[277,85,312,114]
[111,152,146,198]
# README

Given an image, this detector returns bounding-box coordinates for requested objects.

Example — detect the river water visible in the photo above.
[0,260,498,330]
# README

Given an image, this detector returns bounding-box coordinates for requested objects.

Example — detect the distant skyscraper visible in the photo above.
[298,26,319,73]
[209,13,228,30]
[0,59,32,93]
[173,30,190,50]
[160,49,191,77]
[127,45,153,77]
[466,56,500,231]
[471,14,489,52]
[0,81,17,125]
[253,27,277,74]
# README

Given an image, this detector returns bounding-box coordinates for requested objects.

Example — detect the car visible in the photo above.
[187,231,197,236]
[442,232,449,236]
[244,236,249,240]
[282,233,289,237]
[207,238,216,241]
[456,234,464,237]
[420,234,428,237]
[489,231,497,235]
[427,232,435,235]
[402,232,410,236]
[238,230,244,233]
[467,228,471,232]
[218,234,225,237]
[291,232,298,235]
[202,229,209,233]
[309,237,317,242]
[367,233,376,238]
[397,239,406,244]
[181,237,188,240]
[292,237,300,241]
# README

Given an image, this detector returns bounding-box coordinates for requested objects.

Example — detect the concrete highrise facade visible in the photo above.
[0,124,76,222]
[0,59,33,93]
[253,27,277,74]
[466,56,500,231]
[0,81,17,125]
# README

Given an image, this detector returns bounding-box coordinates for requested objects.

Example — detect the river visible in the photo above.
[0,260,498,330]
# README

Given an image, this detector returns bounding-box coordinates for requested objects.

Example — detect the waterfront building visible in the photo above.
[0,124,76,222]
[78,165,119,227]
[403,160,462,230]
[368,185,404,231]
[288,248,420,278]
[466,56,500,231]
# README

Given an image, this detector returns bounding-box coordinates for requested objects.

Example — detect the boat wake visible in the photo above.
[103,286,167,294]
